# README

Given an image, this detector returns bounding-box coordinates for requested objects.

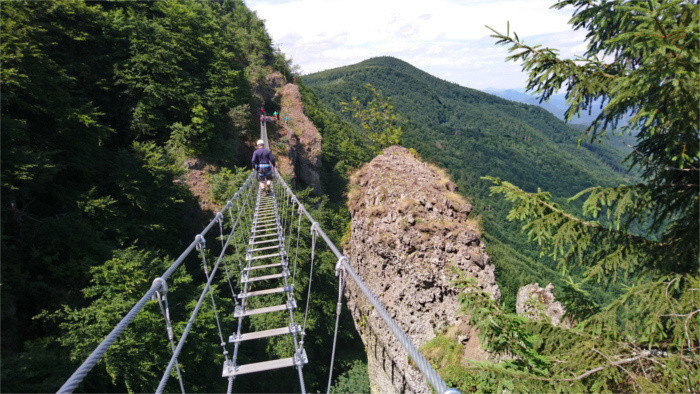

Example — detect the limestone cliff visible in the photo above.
[344,146,500,393]
[275,83,322,195]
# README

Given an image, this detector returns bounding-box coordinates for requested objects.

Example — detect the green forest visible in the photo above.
[2,0,698,392]
[1,1,367,392]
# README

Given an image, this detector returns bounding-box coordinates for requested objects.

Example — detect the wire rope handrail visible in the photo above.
[58,171,257,394]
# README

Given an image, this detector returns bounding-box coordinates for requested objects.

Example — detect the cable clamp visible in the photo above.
[195,234,206,250]
[151,277,168,300]
[310,221,320,235]
[335,256,348,277]
[153,277,168,294]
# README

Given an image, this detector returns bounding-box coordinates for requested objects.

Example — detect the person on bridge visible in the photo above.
[252,139,275,195]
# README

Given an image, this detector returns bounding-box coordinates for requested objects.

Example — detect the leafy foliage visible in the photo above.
[330,360,370,394]
[340,83,403,153]
[295,83,374,392]
[209,166,251,205]
[1,0,291,391]
[297,81,374,202]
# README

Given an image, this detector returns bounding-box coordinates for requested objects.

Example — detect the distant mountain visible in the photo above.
[484,88,602,125]
[304,56,631,194]
[303,56,634,306]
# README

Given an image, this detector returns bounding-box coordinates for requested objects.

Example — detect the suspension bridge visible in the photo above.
[57,121,459,394]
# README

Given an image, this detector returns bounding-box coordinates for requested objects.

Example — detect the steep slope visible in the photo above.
[303,56,633,307]
[345,146,499,393]
[275,83,323,194]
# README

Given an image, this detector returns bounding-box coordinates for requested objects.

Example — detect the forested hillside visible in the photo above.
[303,56,635,307]
[0,1,307,391]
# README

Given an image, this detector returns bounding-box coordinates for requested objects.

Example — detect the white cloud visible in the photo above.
[245,0,586,90]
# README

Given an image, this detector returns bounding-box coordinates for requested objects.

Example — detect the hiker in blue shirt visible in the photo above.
[252,139,276,194]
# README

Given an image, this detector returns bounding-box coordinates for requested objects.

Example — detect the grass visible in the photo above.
[420,330,484,392]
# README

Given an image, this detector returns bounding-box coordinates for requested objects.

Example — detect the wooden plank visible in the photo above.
[254,224,278,231]
[251,238,278,245]
[252,232,278,239]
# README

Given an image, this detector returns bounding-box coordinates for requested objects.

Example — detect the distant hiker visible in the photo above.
[252,139,275,194]
[260,106,265,116]
[285,115,288,124]
[273,111,278,120]
[260,114,265,123]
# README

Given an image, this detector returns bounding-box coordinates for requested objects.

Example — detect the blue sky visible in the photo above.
[244,0,588,91]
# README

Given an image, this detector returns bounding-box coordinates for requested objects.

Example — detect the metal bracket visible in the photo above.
[294,348,308,366]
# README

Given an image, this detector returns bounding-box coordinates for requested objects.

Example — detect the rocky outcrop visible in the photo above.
[344,146,500,393]
[276,83,322,195]
[516,283,568,327]
[251,71,287,105]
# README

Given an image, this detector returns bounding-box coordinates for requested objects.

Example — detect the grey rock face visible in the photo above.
[516,283,568,327]
[344,146,500,393]
[277,83,322,195]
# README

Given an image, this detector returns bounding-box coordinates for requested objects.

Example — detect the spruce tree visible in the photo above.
[450,0,698,391]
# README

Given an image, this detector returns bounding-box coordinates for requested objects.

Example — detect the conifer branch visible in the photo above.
[557,352,647,382]
[620,140,699,172]
[591,347,641,390]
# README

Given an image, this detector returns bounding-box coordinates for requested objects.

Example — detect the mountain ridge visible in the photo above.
[302,55,633,308]
[303,56,631,194]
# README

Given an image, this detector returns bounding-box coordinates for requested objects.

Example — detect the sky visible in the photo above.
[244,0,588,91]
